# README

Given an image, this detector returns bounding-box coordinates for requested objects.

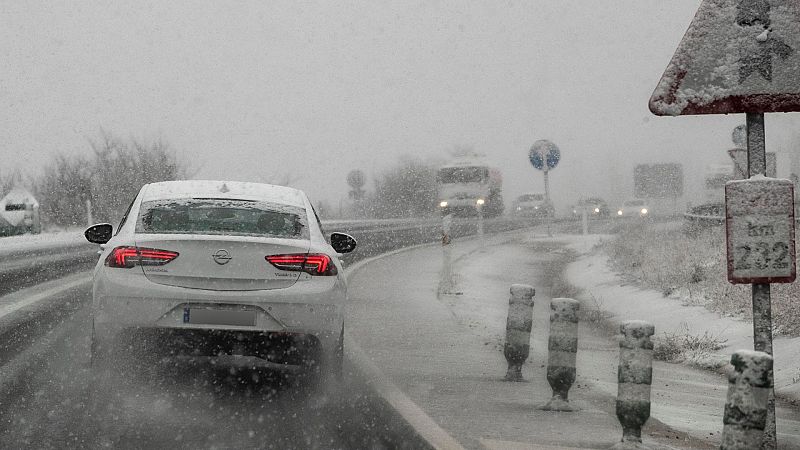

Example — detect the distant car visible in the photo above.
[617,199,650,218]
[85,180,357,389]
[571,197,610,218]
[512,193,555,218]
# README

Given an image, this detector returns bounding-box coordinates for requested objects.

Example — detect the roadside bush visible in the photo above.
[653,324,727,368]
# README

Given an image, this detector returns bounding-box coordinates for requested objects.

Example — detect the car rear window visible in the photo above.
[136,198,309,239]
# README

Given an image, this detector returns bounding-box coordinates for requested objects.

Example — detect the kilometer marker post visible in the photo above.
[648,1,800,448]
[724,113,796,450]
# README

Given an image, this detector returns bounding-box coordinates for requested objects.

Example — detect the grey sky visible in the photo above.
[2,1,799,211]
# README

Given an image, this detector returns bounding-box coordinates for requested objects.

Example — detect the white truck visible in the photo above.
[436,159,503,217]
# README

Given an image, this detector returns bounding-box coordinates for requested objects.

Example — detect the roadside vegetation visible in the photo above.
[2,131,192,229]
[651,323,727,369]
[605,222,800,337]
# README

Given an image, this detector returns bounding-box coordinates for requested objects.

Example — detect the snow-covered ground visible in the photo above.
[563,234,800,402]
[0,230,87,256]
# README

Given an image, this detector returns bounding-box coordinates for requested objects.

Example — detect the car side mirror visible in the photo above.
[330,232,357,254]
[85,223,113,244]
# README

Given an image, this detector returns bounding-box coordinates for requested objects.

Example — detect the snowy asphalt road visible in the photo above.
[0,217,654,448]
[0,281,424,449]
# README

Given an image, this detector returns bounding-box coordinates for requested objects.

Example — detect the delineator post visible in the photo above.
[541,298,580,411]
[612,320,654,449]
[720,350,774,450]
[503,284,535,382]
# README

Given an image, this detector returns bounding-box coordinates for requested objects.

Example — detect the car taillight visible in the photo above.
[105,246,179,268]
[266,254,337,276]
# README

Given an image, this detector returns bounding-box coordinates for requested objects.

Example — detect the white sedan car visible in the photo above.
[616,199,650,218]
[84,180,356,384]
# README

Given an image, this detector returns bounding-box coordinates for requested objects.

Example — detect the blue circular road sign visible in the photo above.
[529,140,560,171]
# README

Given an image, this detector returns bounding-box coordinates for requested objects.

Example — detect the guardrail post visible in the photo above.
[504,284,535,381]
[613,320,654,449]
[541,298,579,411]
[720,350,774,450]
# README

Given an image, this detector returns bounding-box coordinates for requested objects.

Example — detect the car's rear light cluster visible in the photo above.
[105,246,179,268]
[266,254,337,276]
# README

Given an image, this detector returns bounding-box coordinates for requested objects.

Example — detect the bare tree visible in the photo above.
[370,155,438,218]
[33,131,193,227]
[0,170,20,196]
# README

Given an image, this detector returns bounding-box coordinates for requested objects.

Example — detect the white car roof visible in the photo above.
[140,180,307,207]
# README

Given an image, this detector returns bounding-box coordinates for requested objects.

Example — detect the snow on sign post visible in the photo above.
[650,1,800,447]
[726,177,795,284]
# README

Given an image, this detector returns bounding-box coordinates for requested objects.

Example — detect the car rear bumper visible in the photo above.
[93,325,334,367]
[92,269,345,349]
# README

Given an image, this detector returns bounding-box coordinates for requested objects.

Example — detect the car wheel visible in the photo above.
[303,325,344,402]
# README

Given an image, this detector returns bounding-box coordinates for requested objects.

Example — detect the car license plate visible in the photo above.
[183,307,256,326]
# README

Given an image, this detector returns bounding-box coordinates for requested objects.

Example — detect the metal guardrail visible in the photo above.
[0,217,537,295]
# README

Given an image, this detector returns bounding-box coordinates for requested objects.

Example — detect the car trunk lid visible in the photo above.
[134,235,311,291]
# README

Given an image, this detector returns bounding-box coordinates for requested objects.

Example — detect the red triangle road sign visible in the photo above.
[650,0,800,116]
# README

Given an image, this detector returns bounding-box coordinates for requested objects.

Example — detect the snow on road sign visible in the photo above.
[528,140,560,171]
[650,0,800,116]
[725,176,796,284]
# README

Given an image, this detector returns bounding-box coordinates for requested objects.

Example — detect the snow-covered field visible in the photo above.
[563,233,800,403]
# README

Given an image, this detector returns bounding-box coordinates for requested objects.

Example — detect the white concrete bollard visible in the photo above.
[503,284,535,382]
[612,320,655,449]
[720,350,774,450]
[541,298,580,411]
[438,214,454,296]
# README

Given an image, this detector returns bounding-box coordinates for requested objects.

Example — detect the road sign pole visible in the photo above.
[746,111,777,450]
[544,166,550,202]
[544,167,553,237]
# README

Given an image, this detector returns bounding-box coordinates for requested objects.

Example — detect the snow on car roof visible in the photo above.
[141,180,306,207]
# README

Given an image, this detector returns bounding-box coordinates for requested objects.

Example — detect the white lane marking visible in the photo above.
[344,242,466,450]
[0,273,91,320]
[480,439,587,450]
[345,335,465,450]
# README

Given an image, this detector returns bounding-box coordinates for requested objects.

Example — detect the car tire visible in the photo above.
[303,325,344,404]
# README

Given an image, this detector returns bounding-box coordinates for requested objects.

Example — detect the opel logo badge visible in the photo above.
[213,249,232,265]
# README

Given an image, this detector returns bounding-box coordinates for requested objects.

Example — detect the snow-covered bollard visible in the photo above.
[438,214,454,296]
[613,320,655,448]
[541,298,580,411]
[503,284,535,381]
[720,350,773,450]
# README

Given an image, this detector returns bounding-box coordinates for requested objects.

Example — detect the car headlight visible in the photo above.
[594,207,600,213]
[641,208,648,215]
[439,201,448,208]
[617,210,623,216]
[476,198,485,206]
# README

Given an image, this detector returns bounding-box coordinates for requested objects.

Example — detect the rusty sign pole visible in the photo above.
[745,112,777,450]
